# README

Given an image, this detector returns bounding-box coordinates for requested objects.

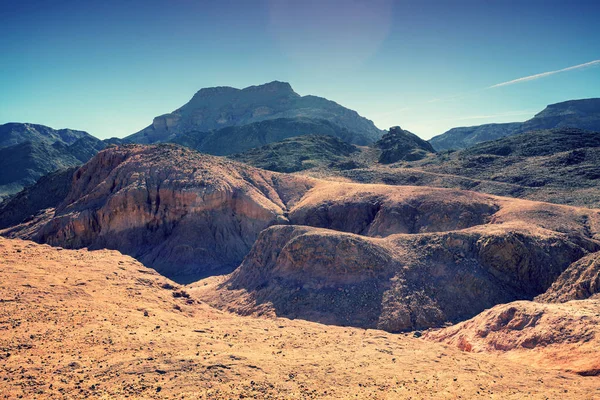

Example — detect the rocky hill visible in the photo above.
[4,237,596,399]
[429,98,600,150]
[125,81,383,146]
[0,137,105,201]
[3,144,315,283]
[319,127,600,209]
[520,98,600,133]
[424,299,600,375]
[230,134,359,172]
[0,167,76,229]
[4,144,600,332]
[191,182,600,332]
[375,126,435,163]
[415,128,600,207]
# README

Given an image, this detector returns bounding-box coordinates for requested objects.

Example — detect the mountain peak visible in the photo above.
[243,81,296,94]
[126,81,382,145]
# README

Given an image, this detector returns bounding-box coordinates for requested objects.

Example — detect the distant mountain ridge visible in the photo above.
[126,81,383,147]
[429,98,600,151]
[0,122,92,149]
[0,123,112,200]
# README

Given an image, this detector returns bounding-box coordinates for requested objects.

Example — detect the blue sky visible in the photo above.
[1,0,599,139]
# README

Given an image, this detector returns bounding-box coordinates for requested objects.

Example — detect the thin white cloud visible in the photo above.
[489,59,600,89]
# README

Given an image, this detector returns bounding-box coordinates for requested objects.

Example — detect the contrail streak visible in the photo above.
[488,59,600,88]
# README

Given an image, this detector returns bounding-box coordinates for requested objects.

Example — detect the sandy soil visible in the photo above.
[1,237,599,399]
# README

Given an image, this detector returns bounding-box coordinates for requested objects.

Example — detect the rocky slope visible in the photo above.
[520,98,600,133]
[375,126,435,163]
[230,134,359,172]
[190,182,600,332]
[415,128,600,207]
[126,81,383,146]
[171,117,363,155]
[4,144,315,282]
[4,237,596,399]
[317,127,600,208]
[429,122,522,151]
[0,138,104,200]
[5,144,600,331]
[0,167,76,229]
[424,300,600,375]
[429,98,600,151]
[535,250,600,303]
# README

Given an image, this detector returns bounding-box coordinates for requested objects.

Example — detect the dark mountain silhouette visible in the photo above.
[0,123,117,200]
[375,126,435,163]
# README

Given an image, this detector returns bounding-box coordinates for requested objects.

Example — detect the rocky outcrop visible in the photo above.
[24,144,315,282]
[535,251,600,303]
[423,300,600,375]
[375,126,435,163]
[6,144,600,330]
[192,187,600,331]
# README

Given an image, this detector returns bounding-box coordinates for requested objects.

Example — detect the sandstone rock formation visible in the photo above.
[13,144,315,282]
[191,182,600,332]
[6,144,600,332]
[424,300,600,375]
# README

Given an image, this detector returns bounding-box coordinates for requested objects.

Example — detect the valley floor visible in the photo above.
[1,237,598,399]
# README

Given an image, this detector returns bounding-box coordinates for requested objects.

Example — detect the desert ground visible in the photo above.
[1,237,599,399]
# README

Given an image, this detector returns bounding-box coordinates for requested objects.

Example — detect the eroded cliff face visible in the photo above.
[31,145,315,281]
[195,219,596,332]
[535,250,600,303]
